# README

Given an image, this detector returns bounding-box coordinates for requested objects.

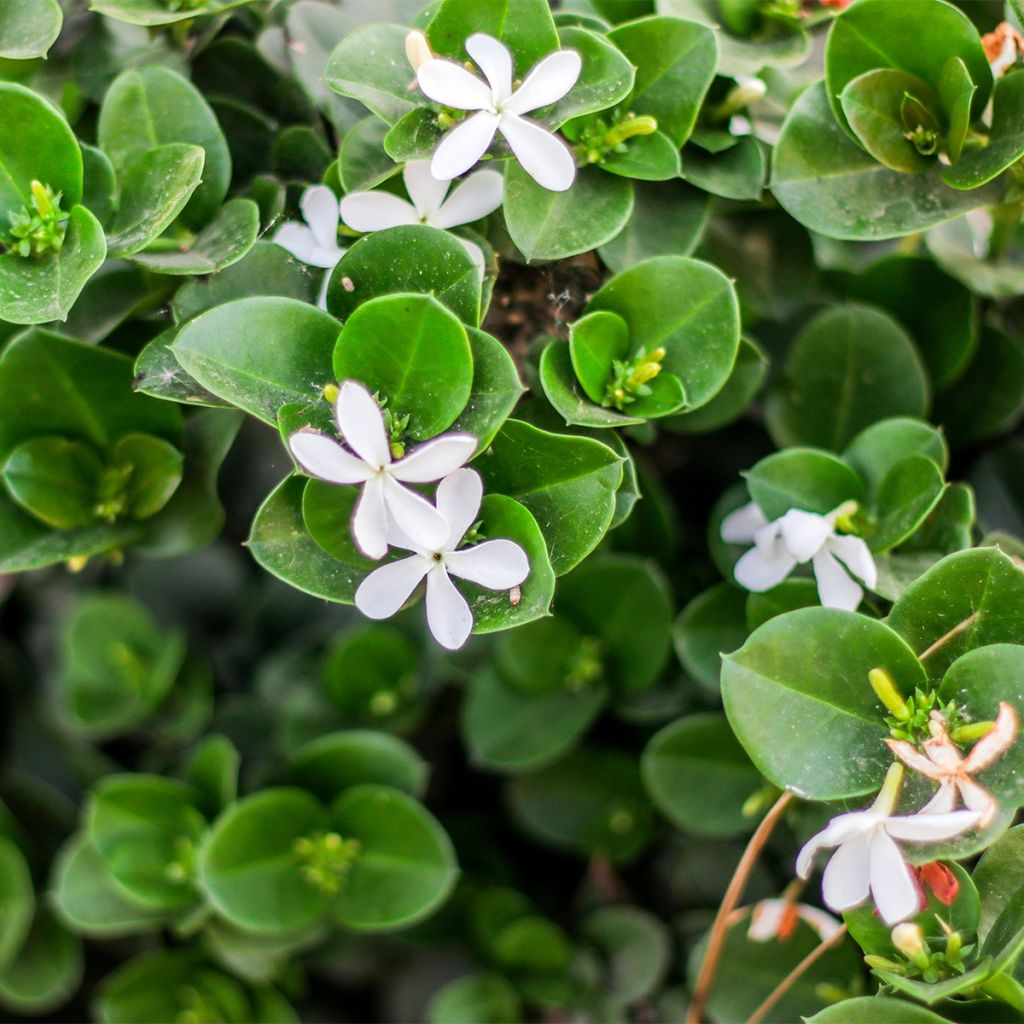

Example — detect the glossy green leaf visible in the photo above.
[172,297,339,426]
[682,136,766,201]
[766,305,929,451]
[673,583,749,694]
[448,328,524,450]
[105,143,204,258]
[504,164,634,263]
[806,997,950,1022]
[427,973,522,1024]
[0,0,61,59]
[546,25,635,126]
[0,908,82,1015]
[333,293,473,440]
[722,608,921,799]
[870,455,947,552]
[939,56,974,164]
[326,225,481,326]
[746,448,865,521]
[427,0,558,73]
[772,83,995,241]
[579,905,670,1005]
[89,0,255,26]
[2,437,103,530]
[0,838,33,975]
[339,117,397,193]
[477,419,623,575]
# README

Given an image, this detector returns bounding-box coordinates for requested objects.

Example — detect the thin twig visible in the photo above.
[746,924,849,1024]
[686,792,795,1024]
[918,612,979,662]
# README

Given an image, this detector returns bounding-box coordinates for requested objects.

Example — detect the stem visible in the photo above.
[686,792,794,1024]
[746,924,849,1024]
[918,612,980,662]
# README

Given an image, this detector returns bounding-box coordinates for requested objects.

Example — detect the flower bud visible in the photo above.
[891,923,930,968]
[322,382,339,404]
[869,668,911,722]
[405,30,432,71]
[951,719,995,743]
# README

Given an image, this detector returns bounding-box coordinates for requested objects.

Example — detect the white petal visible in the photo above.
[778,508,832,562]
[352,475,389,560]
[720,501,768,544]
[446,539,529,589]
[425,564,474,649]
[355,555,430,619]
[503,49,582,115]
[796,812,870,879]
[435,467,482,546]
[919,780,959,815]
[382,475,451,551]
[273,222,318,265]
[958,777,999,826]
[497,114,576,192]
[733,544,796,593]
[885,738,944,780]
[336,381,391,470]
[316,270,331,310]
[466,33,513,105]
[390,434,477,483]
[821,830,873,913]
[416,58,494,111]
[431,110,500,181]
[300,185,341,252]
[340,192,419,233]
[868,831,920,925]
[884,809,980,842]
[403,160,449,219]
[963,702,1019,773]
[828,534,877,589]
[288,431,372,484]
[430,168,504,229]
[799,906,845,942]
[812,549,863,611]
[458,236,486,271]
[747,900,788,942]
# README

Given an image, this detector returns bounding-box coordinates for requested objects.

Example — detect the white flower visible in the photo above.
[415,32,581,192]
[887,703,1018,829]
[288,381,476,560]
[747,899,844,943]
[796,764,981,926]
[721,500,877,611]
[272,186,345,308]
[355,468,529,650]
[340,161,502,269]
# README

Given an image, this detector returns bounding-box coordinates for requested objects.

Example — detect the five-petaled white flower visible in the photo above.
[415,32,582,192]
[355,468,529,650]
[340,160,503,268]
[288,381,476,561]
[796,763,981,925]
[887,703,1018,829]
[272,185,345,308]
[721,499,877,611]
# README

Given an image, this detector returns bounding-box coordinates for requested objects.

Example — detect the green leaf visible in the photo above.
[250,476,366,604]
[339,117,398,193]
[506,748,652,863]
[681,136,766,201]
[81,143,117,226]
[477,419,623,575]
[112,433,184,519]
[383,107,446,164]
[579,905,670,1005]
[843,417,948,495]
[771,82,996,241]
[333,293,473,440]
[807,997,950,1023]
[98,65,231,229]
[0,0,61,59]
[503,164,634,263]
[2,436,104,530]
[0,82,82,221]
[746,448,865,520]
[182,735,240,818]
[840,69,940,174]
[461,667,606,773]
[869,455,946,552]
[0,329,181,459]
[546,26,636,126]
[766,305,929,451]
[939,55,975,164]
[588,255,740,410]
[599,130,681,182]
[88,0,255,27]
[449,328,524,450]
[105,143,205,258]
[200,788,330,933]
[722,608,921,799]
[88,775,206,910]
[0,205,107,325]
[824,0,991,135]
[0,838,33,975]
[172,297,339,426]
[641,713,761,838]
[598,179,709,273]
[673,583,749,694]
[325,24,419,126]
[288,730,427,804]
[427,973,522,1024]
[0,908,82,1015]
[974,825,1024,940]
[50,833,165,938]
[607,16,716,146]
[326,225,481,326]
[427,0,559,73]
[330,785,458,930]
[887,547,1024,680]
[129,198,260,275]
